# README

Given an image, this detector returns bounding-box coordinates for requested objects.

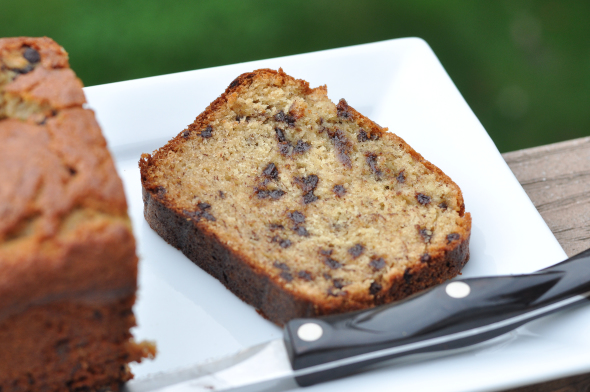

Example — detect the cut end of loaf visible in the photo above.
[140,68,471,324]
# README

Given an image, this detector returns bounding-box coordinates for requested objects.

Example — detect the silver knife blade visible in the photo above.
[123,339,297,392]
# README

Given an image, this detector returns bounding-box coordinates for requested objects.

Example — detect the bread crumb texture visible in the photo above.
[141,68,472,324]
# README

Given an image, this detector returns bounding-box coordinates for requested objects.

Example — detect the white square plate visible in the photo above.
[84,38,588,391]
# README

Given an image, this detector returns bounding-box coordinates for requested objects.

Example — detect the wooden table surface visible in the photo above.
[497,136,590,392]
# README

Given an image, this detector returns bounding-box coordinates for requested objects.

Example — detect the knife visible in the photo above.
[123,248,590,392]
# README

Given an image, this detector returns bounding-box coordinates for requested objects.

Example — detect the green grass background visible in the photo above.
[2,0,589,152]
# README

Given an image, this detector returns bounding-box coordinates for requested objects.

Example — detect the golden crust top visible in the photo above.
[0,37,134,309]
[0,37,70,69]
[0,37,127,243]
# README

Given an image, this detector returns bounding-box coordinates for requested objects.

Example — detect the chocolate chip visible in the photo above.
[257,190,270,199]
[183,209,202,221]
[67,166,77,176]
[200,125,213,138]
[23,47,40,64]
[327,287,346,297]
[336,99,354,120]
[323,272,333,280]
[278,143,291,156]
[273,261,290,271]
[295,177,318,204]
[218,190,226,199]
[274,111,286,122]
[293,226,309,236]
[416,193,431,205]
[397,171,406,184]
[439,202,448,210]
[348,244,364,258]
[154,186,167,198]
[272,236,291,248]
[323,257,342,269]
[303,191,318,204]
[403,268,412,283]
[275,127,287,143]
[229,78,240,88]
[181,130,190,139]
[421,254,431,263]
[288,211,305,224]
[258,186,283,199]
[320,249,333,256]
[184,204,216,221]
[295,174,319,193]
[293,139,311,154]
[333,278,346,289]
[366,153,382,176]
[270,189,286,199]
[263,163,279,180]
[298,271,313,281]
[328,129,352,168]
[274,110,296,126]
[280,272,293,282]
[419,228,433,243]
[369,257,386,271]
[13,64,34,74]
[357,129,369,142]
[333,184,346,197]
[55,339,70,358]
[447,233,460,243]
[269,223,284,230]
[369,281,382,295]
[197,202,211,210]
[201,212,216,221]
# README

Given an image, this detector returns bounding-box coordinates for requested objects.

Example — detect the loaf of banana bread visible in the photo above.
[140,68,471,325]
[0,37,154,391]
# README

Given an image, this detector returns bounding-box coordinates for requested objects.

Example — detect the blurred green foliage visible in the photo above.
[2,0,589,152]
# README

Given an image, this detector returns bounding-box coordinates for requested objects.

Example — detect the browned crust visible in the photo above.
[140,68,471,325]
[142,186,470,325]
[0,37,127,241]
[0,294,154,392]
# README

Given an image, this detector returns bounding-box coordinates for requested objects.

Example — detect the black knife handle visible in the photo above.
[284,248,590,386]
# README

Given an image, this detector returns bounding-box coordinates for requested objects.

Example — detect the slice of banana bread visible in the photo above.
[0,37,154,391]
[140,68,471,325]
